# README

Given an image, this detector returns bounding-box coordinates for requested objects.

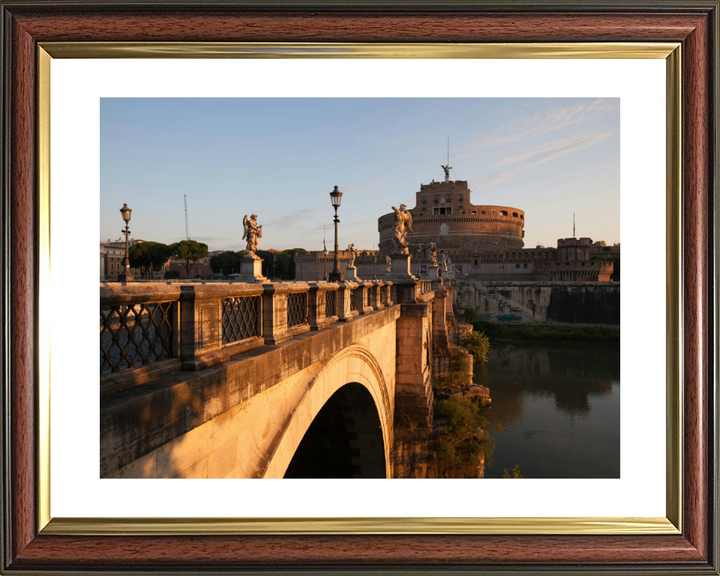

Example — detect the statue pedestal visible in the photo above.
[234,257,267,283]
[385,254,416,281]
[427,265,440,281]
[345,267,360,281]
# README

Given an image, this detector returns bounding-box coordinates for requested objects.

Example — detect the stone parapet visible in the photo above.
[100,279,398,392]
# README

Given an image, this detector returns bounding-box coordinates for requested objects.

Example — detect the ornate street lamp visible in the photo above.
[118,203,134,283]
[328,185,344,282]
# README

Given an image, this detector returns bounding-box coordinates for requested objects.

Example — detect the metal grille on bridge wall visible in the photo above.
[325,290,337,317]
[420,280,432,295]
[222,296,261,343]
[381,288,387,305]
[100,302,173,374]
[287,292,309,327]
[367,288,372,308]
[350,291,357,311]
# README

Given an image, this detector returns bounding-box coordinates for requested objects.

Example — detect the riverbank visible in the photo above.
[472,321,620,344]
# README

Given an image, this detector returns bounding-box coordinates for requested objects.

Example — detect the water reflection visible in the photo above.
[482,342,620,479]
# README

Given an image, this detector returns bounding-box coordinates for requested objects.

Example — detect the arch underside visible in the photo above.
[262,344,393,479]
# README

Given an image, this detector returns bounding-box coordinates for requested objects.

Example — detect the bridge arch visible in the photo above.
[262,344,393,478]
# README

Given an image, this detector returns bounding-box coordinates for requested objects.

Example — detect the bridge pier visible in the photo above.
[394,301,434,429]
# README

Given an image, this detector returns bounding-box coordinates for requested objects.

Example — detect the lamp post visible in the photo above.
[118,203,134,283]
[328,185,344,282]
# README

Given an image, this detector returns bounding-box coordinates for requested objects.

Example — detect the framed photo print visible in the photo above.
[1,1,717,573]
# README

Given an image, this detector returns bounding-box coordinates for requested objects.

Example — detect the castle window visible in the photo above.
[434,196,439,203]
[500,210,508,216]
[474,259,478,265]
[520,215,524,220]
[516,264,520,268]
[523,264,528,268]
[512,212,518,217]
[473,211,477,215]
[491,210,495,215]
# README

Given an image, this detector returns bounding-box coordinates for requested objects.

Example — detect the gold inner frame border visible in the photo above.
[37,41,682,536]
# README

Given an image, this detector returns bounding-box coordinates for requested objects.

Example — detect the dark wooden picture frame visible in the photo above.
[1,1,718,573]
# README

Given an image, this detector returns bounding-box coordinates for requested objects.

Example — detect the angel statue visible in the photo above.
[386,255,392,272]
[242,214,263,258]
[441,164,452,181]
[347,243,357,268]
[391,204,414,255]
[438,249,449,275]
[428,242,438,266]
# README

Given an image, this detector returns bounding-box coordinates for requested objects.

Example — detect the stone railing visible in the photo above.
[100,279,401,395]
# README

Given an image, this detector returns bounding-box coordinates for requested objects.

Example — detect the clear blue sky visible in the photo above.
[100,98,619,252]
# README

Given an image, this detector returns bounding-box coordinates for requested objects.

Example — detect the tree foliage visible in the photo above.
[169,240,208,278]
[463,308,477,324]
[209,251,243,275]
[128,241,173,278]
[462,331,491,368]
[255,248,306,280]
[434,395,495,473]
[503,465,524,478]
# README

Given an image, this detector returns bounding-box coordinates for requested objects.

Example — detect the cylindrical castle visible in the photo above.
[378,178,525,257]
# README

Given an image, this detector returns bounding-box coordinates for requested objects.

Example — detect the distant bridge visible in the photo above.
[100,276,454,478]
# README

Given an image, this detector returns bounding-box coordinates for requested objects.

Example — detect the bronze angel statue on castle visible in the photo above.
[242,214,262,258]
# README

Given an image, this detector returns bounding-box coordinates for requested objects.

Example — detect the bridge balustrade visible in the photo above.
[286,292,309,327]
[100,279,399,394]
[222,295,261,344]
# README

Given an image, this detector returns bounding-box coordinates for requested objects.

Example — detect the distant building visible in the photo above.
[295,170,616,283]
[100,238,143,280]
[377,178,525,256]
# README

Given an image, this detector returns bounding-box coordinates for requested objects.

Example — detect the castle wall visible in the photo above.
[454,280,620,325]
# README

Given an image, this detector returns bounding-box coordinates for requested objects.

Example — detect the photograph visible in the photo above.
[100,97,620,480]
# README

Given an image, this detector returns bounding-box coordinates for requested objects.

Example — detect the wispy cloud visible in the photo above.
[469,129,617,188]
[461,99,617,154]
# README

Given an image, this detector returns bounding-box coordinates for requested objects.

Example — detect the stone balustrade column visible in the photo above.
[262,284,289,345]
[354,282,374,315]
[336,281,359,322]
[371,281,385,310]
[307,283,325,330]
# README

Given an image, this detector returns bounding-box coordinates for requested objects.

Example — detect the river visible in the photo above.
[480,341,620,479]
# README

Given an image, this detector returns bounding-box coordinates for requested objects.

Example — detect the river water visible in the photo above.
[480,342,620,479]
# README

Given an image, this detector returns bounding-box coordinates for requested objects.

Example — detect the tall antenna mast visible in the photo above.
[184,194,190,240]
[573,213,576,238]
[447,137,450,167]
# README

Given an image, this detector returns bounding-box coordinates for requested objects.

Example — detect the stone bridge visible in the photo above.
[100,272,455,479]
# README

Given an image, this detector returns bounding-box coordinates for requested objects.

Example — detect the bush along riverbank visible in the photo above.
[472,320,620,344]
[427,329,497,478]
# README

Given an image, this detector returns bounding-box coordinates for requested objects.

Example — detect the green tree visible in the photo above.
[129,241,173,279]
[463,308,477,324]
[209,251,241,275]
[169,240,208,279]
[503,465,524,478]
[462,331,491,368]
[434,395,495,473]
